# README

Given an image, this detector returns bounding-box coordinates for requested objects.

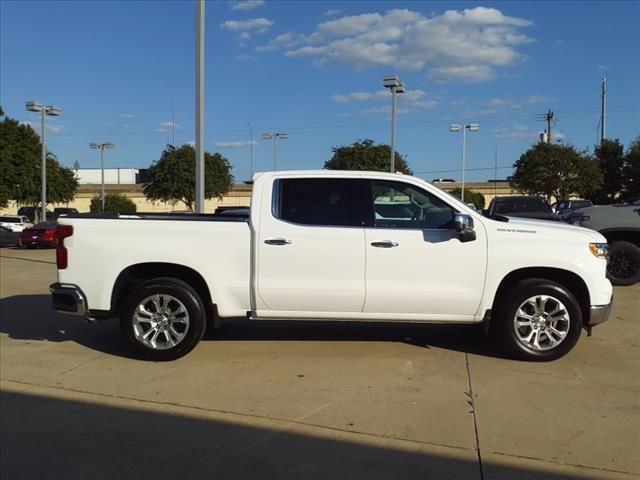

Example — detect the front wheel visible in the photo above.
[496,279,582,361]
[121,277,207,361]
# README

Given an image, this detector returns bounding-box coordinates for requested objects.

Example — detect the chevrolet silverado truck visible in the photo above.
[50,171,613,361]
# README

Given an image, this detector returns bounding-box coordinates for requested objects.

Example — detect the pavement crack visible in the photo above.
[56,354,104,377]
[465,352,484,480]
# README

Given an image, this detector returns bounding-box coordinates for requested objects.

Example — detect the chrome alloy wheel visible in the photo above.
[132,294,190,350]
[513,295,570,351]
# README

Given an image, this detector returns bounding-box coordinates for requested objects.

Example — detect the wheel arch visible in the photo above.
[111,262,214,316]
[599,229,640,248]
[491,267,590,324]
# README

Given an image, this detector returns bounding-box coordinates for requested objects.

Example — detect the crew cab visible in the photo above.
[50,171,613,361]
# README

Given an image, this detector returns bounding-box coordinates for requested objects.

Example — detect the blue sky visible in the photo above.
[1,0,639,183]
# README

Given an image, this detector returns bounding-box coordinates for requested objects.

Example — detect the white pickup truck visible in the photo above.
[50,170,613,361]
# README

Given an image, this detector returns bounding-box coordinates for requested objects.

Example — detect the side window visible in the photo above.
[371,180,456,229]
[276,178,365,227]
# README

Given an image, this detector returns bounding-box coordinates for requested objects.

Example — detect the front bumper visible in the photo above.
[50,282,88,316]
[587,297,613,327]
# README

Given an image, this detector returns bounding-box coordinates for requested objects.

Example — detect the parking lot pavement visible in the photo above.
[1,247,639,479]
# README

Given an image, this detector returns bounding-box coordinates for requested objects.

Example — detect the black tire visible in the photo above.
[607,241,640,286]
[120,277,207,361]
[495,279,583,361]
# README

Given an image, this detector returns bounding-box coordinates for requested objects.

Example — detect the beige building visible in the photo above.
[0,181,520,216]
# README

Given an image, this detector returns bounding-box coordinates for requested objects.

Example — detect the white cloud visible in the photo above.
[156,121,180,132]
[331,88,439,115]
[597,64,608,71]
[237,54,257,61]
[22,120,64,133]
[120,113,134,118]
[324,9,341,17]
[230,0,265,11]
[256,32,304,51]
[332,89,431,104]
[215,140,258,148]
[186,140,196,147]
[239,31,251,40]
[268,7,533,81]
[221,18,273,33]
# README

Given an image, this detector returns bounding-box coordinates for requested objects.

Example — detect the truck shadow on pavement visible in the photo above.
[0,294,510,360]
[1,389,597,480]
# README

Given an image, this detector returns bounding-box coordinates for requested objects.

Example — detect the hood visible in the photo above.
[502,217,606,242]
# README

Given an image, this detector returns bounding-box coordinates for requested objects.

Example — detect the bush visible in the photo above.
[90,193,137,214]
[448,188,485,211]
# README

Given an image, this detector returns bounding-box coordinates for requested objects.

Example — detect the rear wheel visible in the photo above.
[121,277,206,361]
[496,279,582,361]
[607,241,640,286]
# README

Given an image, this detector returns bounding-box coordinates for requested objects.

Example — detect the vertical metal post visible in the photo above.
[101,147,105,212]
[41,109,47,223]
[461,126,466,203]
[390,87,396,173]
[195,0,205,213]
[601,77,606,145]
[172,93,176,148]
[272,135,277,171]
[248,122,253,178]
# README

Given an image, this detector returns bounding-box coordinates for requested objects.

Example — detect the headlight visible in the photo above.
[589,243,608,259]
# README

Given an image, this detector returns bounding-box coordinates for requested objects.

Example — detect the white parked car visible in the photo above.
[0,215,32,232]
[50,170,613,362]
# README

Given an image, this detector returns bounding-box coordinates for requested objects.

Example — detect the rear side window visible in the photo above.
[0,216,20,223]
[275,178,366,227]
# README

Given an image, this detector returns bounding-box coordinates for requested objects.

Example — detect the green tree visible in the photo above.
[324,139,412,174]
[143,144,234,211]
[0,109,77,210]
[591,139,625,204]
[449,188,485,210]
[90,193,137,214]
[622,136,640,200]
[511,142,602,201]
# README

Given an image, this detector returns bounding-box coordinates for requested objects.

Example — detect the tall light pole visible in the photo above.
[383,75,405,173]
[449,123,479,203]
[89,142,115,212]
[248,122,254,179]
[25,101,61,222]
[195,0,205,213]
[261,131,288,171]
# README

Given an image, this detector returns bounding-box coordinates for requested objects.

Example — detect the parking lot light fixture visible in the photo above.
[89,142,116,212]
[383,75,405,173]
[449,123,479,202]
[25,101,61,223]
[262,131,288,171]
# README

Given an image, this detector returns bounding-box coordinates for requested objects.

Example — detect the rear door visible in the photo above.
[255,177,368,316]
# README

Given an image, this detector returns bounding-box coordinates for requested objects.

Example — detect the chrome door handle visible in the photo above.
[371,240,399,248]
[264,238,292,245]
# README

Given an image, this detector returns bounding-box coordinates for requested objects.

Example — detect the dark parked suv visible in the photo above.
[566,203,640,285]
[17,206,54,223]
[483,196,559,221]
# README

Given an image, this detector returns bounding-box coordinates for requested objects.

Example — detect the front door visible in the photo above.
[363,180,487,320]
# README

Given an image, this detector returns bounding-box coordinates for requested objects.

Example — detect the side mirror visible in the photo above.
[454,213,476,243]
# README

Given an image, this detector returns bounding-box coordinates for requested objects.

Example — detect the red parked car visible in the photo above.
[20,221,58,248]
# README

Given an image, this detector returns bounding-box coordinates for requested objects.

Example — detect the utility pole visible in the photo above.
[172,92,176,148]
[600,77,606,145]
[536,110,554,143]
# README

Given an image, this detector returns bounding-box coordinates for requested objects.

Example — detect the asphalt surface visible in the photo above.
[1,247,638,479]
